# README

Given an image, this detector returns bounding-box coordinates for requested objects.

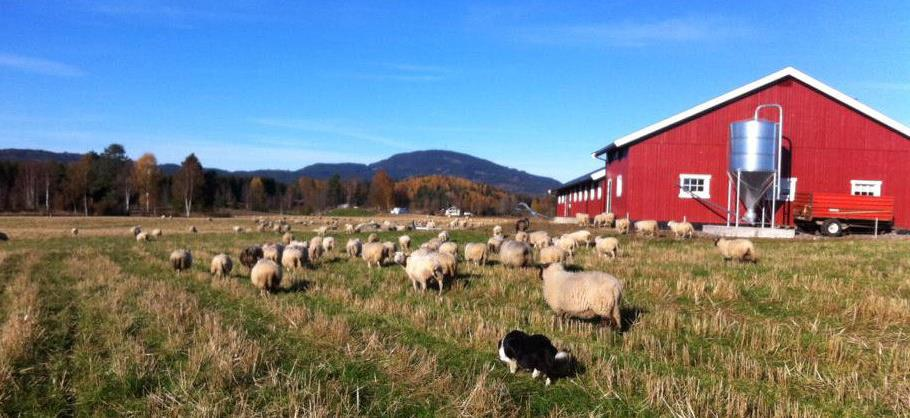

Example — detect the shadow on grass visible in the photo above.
[620,306,647,333]
[278,279,312,293]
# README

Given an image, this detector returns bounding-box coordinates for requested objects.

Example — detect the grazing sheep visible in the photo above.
[615,218,631,234]
[262,243,284,263]
[398,235,411,254]
[564,230,593,248]
[594,236,619,259]
[395,225,408,232]
[487,236,505,254]
[361,242,387,269]
[150,228,163,238]
[392,251,407,265]
[170,249,193,274]
[438,241,458,258]
[576,213,591,227]
[667,220,694,239]
[492,225,503,237]
[464,243,488,266]
[282,232,294,245]
[136,232,150,242]
[434,251,458,282]
[188,225,197,233]
[515,231,529,243]
[438,230,450,242]
[634,220,659,237]
[402,251,445,294]
[210,254,233,279]
[71,228,79,236]
[346,238,363,258]
[367,233,379,243]
[593,212,615,228]
[129,226,142,236]
[240,246,264,269]
[281,246,307,271]
[529,231,551,249]
[322,236,336,253]
[233,225,243,234]
[541,263,623,328]
[421,238,443,251]
[500,240,533,268]
[538,246,568,266]
[250,259,283,294]
[715,238,758,263]
[308,236,325,263]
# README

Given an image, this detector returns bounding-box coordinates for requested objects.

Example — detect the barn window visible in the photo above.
[597,186,602,200]
[583,190,588,201]
[851,180,882,197]
[679,174,711,199]
[616,176,623,197]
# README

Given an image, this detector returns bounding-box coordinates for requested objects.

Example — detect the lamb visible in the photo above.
[463,243,488,266]
[321,236,336,253]
[487,236,504,254]
[492,225,503,237]
[250,259,283,294]
[136,232,150,242]
[129,225,142,236]
[438,241,458,258]
[308,236,324,262]
[594,236,619,259]
[240,246,264,269]
[634,220,659,237]
[233,225,243,234]
[282,232,294,245]
[715,238,758,263]
[593,212,615,228]
[361,242,388,269]
[281,246,307,271]
[541,263,623,328]
[538,245,568,266]
[367,233,380,243]
[615,218,631,234]
[498,330,574,386]
[169,249,193,274]
[402,251,446,294]
[438,230,450,242]
[71,228,79,236]
[345,223,355,234]
[398,235,411,254]
[149,228,162,238]
[529,231,551,249]
[346,238,363,258]
[667,220,694,239]
[210,254,233,279]
[499,240,533,268]
[262,243,284,263]
[576,213,591,227]
[188,225,198,233]
[514,231,529,243]
[564,230,593,248]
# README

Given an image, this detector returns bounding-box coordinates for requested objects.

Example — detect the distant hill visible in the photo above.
[0,148,560,195]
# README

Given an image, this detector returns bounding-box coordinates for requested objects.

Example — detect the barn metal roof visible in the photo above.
[552,168,606,193]
[593,67,910,157]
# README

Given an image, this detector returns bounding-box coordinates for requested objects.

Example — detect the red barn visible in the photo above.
[552,168,606,218]
[565,67,910,229]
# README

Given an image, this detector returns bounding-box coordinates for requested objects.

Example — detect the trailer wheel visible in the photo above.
[822,219,844,236]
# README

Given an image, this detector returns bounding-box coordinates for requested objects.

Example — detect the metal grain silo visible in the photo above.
[729,118,779,224]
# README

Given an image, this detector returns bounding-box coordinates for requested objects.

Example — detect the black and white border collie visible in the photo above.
[498,330,573,386]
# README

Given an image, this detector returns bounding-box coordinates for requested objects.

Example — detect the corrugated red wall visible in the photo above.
[602,78,910,227]
[554,179,605,218]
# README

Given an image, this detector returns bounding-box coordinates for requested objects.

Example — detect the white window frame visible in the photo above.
[616,175,623,197]
[678,174,711,199]
[851,180,882,197]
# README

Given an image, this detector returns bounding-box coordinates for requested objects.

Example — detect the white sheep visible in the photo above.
[262,243,284,263]
[556,235,578,257]
[438,241,458,258]
[529,231,551,249]
[576,213,591,227]
[308,236,324,263]
[515,231,529,243]
[593,212,615,228]
[492,225,503,237]
[634,220,659,237]
[345,223,355,234]
[313,226,328,236]
[463,243,488,266]
[538,245,568,266]
[564,230,593,248]
[188,225,198,233]
[129,225,142,236]
[402,251,445,294]
[281,246,307,271]
[136,232,150,242]
[233,225,243,234]
[438,230,450,242]
[71,228,79,236]
[615,218,631,234]
[210,254,233,279]
[594,236,619,259]
[322,236,336,253]
[367,233,380,243]
[398,235,412,254]
[346,238,363,258]
[421,238,443,251]
[150,228,163,238]
[500,240,533,268]
[361,242,387,269]
[541,263,623,328]
[487,236,505,254]
[170,249,193,274]
[667,220,694,239]
[250,259,282,294]
[282,232,294,245]
[715,238,758,263]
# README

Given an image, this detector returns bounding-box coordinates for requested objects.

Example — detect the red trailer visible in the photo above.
[792,192,895,236]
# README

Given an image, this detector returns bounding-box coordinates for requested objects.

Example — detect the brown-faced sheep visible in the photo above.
[594,236,619,259]
[541,263,623,329]
[170,249,193,274]
[150,228,163,238]
[515,217,530,232]
[367,233,380,243]
[500,240,533,268]
[667,220,694,239]
[71,228,79,236]
[129,225,142,236]
[538,245,568,266]
[210,254,233,279]
[615,218,631,234]
[634,220,659,237]
[464,243,488,266]
[188,225,198,233]
[715,238,758,263]
[250,259,282,294]
[514,231,529,243]
[492,225,503,237]
[346,238,363,258]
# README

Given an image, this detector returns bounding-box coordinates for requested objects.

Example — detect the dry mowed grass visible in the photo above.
[0,215,908,416]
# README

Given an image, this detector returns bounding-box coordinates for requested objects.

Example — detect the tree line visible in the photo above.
[0,144,555,217]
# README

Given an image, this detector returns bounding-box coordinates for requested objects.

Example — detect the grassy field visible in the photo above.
[0,216,908,416]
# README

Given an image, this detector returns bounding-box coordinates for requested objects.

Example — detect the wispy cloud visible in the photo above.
[856,81,910,92]
[252,118,412,149]
[0,53,84,77]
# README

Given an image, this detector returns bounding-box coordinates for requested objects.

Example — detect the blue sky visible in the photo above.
[1,1,908,182]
